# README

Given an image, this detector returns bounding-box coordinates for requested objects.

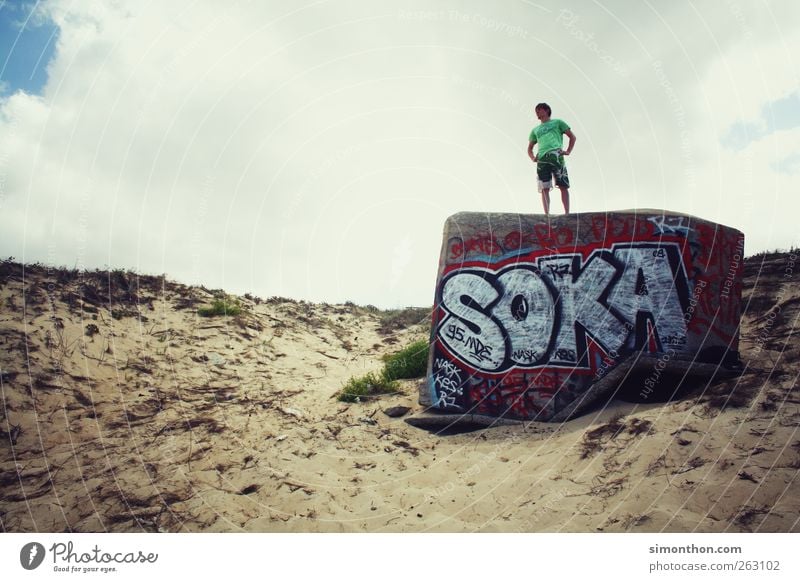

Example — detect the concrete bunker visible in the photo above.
[413,210,744,426]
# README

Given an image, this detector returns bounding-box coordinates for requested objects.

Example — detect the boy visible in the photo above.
[527,103,576,215]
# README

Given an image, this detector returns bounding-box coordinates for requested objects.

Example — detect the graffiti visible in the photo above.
[448,235,503,260]
[661,333,687,346]
[439,268,554,371]
[448,225,575,263]
[546,262,571,280]
[648,215,691,237]
[534,223,573,247]
[687,223,745,338]
[465,336,493,362]
[437,243,689,373]
[554,348,576,361]
[444,324,495,362]
[511,348,539,363]
[427,212,744,420]
[444,323,465,342]
[432,357,463,408]
[502,230,526,251]
[463,367,594,419]
[590,215,655,242]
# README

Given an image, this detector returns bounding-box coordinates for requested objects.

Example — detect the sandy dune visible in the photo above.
[1,252,798,532]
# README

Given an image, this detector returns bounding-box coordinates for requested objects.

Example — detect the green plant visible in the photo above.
[377,306,431,335]
[382,339,429,380]
[197,298,242,317]
[336,339,429,403]
[337,371,399,403]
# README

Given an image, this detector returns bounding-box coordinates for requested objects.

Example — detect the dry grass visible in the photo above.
[579,415,653,459]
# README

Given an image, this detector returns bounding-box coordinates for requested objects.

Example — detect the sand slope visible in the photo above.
[1,253,798,532]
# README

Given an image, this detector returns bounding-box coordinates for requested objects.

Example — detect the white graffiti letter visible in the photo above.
[571,252,631,354]
[609,245,688,348]
[439,272,505,371]
[495,268,555,365]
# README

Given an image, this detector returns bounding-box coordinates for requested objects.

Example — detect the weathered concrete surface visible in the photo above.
[418,210,744,423]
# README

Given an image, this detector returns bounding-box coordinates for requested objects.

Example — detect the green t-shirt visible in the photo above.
[529,119,570,155]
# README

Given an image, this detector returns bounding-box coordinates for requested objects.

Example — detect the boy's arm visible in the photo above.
[527,141,537,162]
[563,129,576,155]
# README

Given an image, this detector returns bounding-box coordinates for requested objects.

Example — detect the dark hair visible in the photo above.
[535,102,552,115]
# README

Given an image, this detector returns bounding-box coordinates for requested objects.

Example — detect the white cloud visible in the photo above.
[700,28,800,135]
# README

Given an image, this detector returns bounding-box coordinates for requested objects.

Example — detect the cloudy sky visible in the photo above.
[1,0,799,307]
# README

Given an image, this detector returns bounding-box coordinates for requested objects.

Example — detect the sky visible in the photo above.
[1,0,799,308]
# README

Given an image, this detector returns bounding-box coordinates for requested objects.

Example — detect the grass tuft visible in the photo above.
[382,339,429,381]
[337,371,399,403]
[197,298,242,317]
[337,339,429,402]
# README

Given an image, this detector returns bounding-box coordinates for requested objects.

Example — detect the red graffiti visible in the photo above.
[534,224,574,248]
[695,225,743,277]
[591,215,655,243]
[691,225,744,329]
[465,368,597,420]
[469,376,544,419]
[448,235,503,260]
[503,230,537,251]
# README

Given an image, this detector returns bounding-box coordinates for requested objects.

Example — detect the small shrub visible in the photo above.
[382,339,429,380]
[243,292,262,305]
[266,296,297,305]
[197,298,242,317]
[337,371,399,403]
[111,308,138,320]
[377,307,431,335]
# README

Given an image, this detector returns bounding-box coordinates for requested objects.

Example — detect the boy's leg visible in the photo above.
[559,186,570,214]
[537,156,554,215]
[553,156,570,214]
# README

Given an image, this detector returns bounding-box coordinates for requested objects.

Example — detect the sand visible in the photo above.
[1,252,798,532]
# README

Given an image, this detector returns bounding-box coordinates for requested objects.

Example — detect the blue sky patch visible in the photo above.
[0,1,59,97]
[721,91,800,151]
[771,152,800,175]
